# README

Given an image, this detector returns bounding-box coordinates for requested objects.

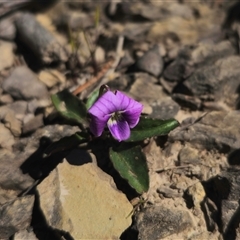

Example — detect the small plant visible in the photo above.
[45,85,179,194]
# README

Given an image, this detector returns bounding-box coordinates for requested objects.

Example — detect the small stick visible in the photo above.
[72,58,114,96]
[72,35,124,96]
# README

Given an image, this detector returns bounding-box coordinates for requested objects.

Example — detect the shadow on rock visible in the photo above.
[20,136,69,180]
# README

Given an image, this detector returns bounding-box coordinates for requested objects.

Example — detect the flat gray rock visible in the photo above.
[170,111,240,151]
[2,66,48,100]
[135,45,164,77]
[136,205,194,240]
[0,195,34,239]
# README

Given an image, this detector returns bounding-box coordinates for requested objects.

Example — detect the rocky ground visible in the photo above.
[1,0,240,239]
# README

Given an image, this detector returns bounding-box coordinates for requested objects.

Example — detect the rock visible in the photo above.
[94,46,106,65]
[187,182,206,206]
[135,205,194,240]
[172,93,202,110]
[0,94,14,104]
[0,41,15,71]
[0,17,16,40]
[0,149,34,204]
[8,100,28,121]
[182,56,240,109]
[134,45,164,77]
[157,186,182,198]
[149,98,180,119]
[169,111,240,152]
[0,123,15,150]
[191,40,236,67]
[213,169,240,235]
[13,229,38,240]
[178,146,200,165]
[163,47,193,82]
[38,69,66,88]
[128,73,179,119]
[0,195,34,239]
[0,106,22,137]
[2,66,48,100]
[37,159,133,239]
[22,114,44,134]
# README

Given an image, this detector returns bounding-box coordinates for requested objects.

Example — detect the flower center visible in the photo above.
[108,111,122,125]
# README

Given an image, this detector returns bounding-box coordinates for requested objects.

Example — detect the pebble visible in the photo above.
[2,66,48,100]
[135,45,164,77]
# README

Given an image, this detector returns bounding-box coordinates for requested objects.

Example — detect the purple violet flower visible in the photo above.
[88,90,143,141]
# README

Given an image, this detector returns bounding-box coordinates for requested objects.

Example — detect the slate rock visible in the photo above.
[22,114,44,134]
[37,159,133,239]
[129,73,179,119]
[0,149,34,204]
[178,146,200,165]
[0,106,22,137]
[213,169,240,235]
[169,111,240,152]
[2,66,48,100]
[0,195,34,239]
[0,123,15,150]
[135,45,164,77]
[136,205,194,240]
[0,17,16,40]
[182,56,240,109]
[8,100,28,121]
[13,229,38,240]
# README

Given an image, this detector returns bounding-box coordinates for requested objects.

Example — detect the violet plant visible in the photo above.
[46,86,179,193]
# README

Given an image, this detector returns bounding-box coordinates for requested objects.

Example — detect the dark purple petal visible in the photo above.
[89,115,109,137]
[107,119,130,141]
[122,104,143,128]
[114,91,143,127]
[88,90,120,118]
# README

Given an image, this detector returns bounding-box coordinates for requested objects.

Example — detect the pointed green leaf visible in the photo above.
[44,132,89,156]
[127,117,179,142]
[85,88,99,109]
[51,89,87,125]
[109,144,149,193]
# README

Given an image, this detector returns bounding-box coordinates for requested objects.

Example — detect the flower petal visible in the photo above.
[89,115,108,137]
[107,119,130,141]
[88,90,120,118]
[114,91,143,127]
[122,108,142,128]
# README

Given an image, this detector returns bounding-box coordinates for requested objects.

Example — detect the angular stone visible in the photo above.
[0,195,34,239]
[38,69,65,88]
[22,114,44,134]
[2,66,48,100]
[169,111,240,151]
[0,41,15,71]
[13,229,37,240]
[183,56,240,108]
[178,146,200,165]
[135,45,164,77]
[0,149,34,204]
[136,205,194,240]
[129,73,179,119]
[0,106,22,137]
[38,159,133,239]
[0,123,15,150]
[8,101,28,120]
[187,182,206,206]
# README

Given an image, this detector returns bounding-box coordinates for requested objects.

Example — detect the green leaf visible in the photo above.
[127,117,179,142]
[85,88,99,109]
[109,144,149,193]
[51,89,87,125]
[44,132,89,156]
